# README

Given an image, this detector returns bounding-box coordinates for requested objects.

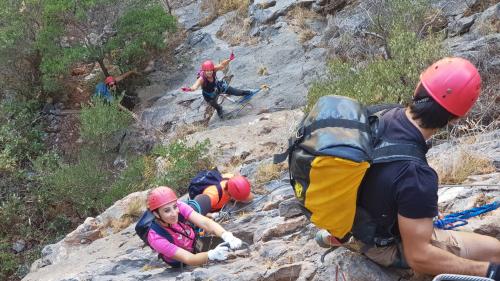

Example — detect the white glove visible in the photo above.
[207,244,229,261]
[221,231,242,249]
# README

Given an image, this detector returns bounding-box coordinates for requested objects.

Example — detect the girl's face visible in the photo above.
[204,70,214,79]
[155,200,179,225]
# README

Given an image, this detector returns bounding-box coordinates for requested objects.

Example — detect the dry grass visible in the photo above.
[170,123,206,142]
[254,163,287,187]
[257,64,269,76]
[431,148,496,184]
[200,0,250,27]
[101,197,146,235]
[216,15,256,46]
[286,6,320,43]
[463,0,498,17]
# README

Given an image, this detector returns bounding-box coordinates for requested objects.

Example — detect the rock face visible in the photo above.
[24,128,500,280]
[24,0,500,280]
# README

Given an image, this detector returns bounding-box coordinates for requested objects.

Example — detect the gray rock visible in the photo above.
[279,197,305,218]
[431,0,480,17]
[12,239,26,253]
[173,1,210,31]
[469,3,499,35]
[448,15,476,36]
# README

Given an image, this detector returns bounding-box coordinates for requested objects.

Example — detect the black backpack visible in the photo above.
[273,95,427,244]
[188,168,225,201]
[135,210,193,268]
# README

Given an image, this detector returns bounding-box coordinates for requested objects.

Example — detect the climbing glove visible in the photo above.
[487,263,499,281]
[181,87,192,92]
[207,243,229,261]
[229,52,235,61]
[221,231,242,249]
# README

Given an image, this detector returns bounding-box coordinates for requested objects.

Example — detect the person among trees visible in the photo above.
[94,70,139,103]
[180,52,256,119]
[318,57,500,280]
[145,186,244,266]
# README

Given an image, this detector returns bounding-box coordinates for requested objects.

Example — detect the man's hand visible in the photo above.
[181,87,193,92]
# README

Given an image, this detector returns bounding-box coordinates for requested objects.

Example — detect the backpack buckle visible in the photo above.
[295,127,304,139]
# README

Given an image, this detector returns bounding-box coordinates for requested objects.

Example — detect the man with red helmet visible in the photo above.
[180,52,255,119]
[94,70,139,103]
[143,186,244,266]
[201,173,253,212]
[321,57,499,279]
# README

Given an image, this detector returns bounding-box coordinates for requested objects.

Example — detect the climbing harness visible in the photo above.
[432,274,494,281]
[433,201,499,230]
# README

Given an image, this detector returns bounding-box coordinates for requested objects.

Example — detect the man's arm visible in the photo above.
[115,70,140,83]
[398,214,489,276]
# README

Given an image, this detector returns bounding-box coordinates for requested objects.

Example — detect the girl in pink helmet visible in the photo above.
[180,52,255,119]
[141,186,243,267]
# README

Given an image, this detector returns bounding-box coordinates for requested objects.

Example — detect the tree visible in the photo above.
[0,0,44,98]
[38,0,176,93]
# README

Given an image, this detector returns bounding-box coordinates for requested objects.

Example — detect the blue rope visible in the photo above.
[238,88,261,104]
[434,201,499,230]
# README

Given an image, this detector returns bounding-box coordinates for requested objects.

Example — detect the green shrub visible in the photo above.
[0,242,18,281]
[307,0,445,110]
[80,98,133,145]
[101,156,152,207]
[107,4,177,70]
[39,148,111,218]
[0,100,44,172]
[152,139,213,194]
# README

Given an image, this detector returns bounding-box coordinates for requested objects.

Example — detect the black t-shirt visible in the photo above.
[201,72,217,93]
[357,107,439,238]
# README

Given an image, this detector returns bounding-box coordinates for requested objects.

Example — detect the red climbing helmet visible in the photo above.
[105,76,116,86]
[227,176,251,201]
[201,60,215,71]
[147,186,178,211]
[418,57,481,117]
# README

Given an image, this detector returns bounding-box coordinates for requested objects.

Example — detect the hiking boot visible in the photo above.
[315,229,342,248]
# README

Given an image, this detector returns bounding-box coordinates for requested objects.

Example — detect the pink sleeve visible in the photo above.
[177,201,194,219]
[147,228,178,258]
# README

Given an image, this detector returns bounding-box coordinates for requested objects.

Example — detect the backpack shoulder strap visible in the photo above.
[372,140,427,164]
[150,221,174,244]
[371,106,427,164]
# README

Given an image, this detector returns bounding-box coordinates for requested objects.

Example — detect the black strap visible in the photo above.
[151,221,174,243]
[274,135,300,164]
[372,143,427,164]
[302,118,370,137]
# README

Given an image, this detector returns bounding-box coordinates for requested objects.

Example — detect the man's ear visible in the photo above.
[448,117,460,125]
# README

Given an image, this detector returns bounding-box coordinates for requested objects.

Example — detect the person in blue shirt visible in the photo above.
[94,70,139,103]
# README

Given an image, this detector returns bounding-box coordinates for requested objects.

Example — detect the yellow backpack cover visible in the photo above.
[274,95,426,241]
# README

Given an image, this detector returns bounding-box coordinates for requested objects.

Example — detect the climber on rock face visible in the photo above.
[180,52,255,119]
[94,70,139,103]
[316,57,500,280]
[187,169,254,217]
[141,186,244,267]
